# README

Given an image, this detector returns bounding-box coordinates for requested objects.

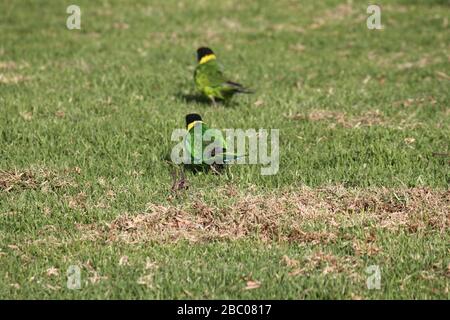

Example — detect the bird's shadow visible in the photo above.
[176,93,239,108]
[177,93,212,105]
[164,154,224,177]
[183,163,226,175]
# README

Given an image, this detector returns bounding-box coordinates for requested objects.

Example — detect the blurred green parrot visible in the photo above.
[194,47,253,105]
[184,113,242,171]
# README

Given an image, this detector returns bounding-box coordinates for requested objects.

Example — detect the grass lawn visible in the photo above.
[0,0,449,299]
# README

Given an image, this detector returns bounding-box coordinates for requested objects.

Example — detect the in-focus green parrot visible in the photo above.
[194,47,253,105]
[184,113,242,171]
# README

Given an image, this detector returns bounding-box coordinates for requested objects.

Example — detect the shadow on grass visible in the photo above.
[164,155,225,182]
[183,163,226,175]
[177,93,212,105]
[176,93,239,108]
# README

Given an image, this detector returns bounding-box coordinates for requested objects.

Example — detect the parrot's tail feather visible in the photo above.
[223,153,246,164]
[225,81,254,94]
[225,81,244,88]
[237,88,254,94]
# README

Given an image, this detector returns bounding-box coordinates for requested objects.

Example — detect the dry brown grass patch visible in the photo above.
[0,168,77,192]
[0,61,18,70]
[0,74,31,84]
[74,186,450,244]
[309,3,355,30]
[0,170,37,192]
[284,251,361,277]
[285,110,385,128]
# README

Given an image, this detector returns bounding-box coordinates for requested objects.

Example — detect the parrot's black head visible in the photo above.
[186,113,202,128]
[197,47,215,63]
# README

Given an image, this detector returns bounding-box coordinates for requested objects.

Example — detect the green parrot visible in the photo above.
[194,47,253,105]
[184,113,242,171]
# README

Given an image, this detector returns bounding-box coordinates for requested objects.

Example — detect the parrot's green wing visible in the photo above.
[194,62,226,92]
[194,60,252,101]
[184,122,227,165]
[184,122,246,166]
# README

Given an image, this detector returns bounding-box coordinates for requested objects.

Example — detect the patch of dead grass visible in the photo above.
[370,52,443,71]
[0,61,29,70]
[285,110,385,128]
[0,61,18,70]
[284,250,361,278]
[0,170,36,192]
[309,3,355,30]
[0,60,31,84]
[0,73,31,84]
[0,168,77,192]
[75,186,449,244]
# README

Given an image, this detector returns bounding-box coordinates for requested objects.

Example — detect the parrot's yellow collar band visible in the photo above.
[187,120,203,131]
[199,54,216,64]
